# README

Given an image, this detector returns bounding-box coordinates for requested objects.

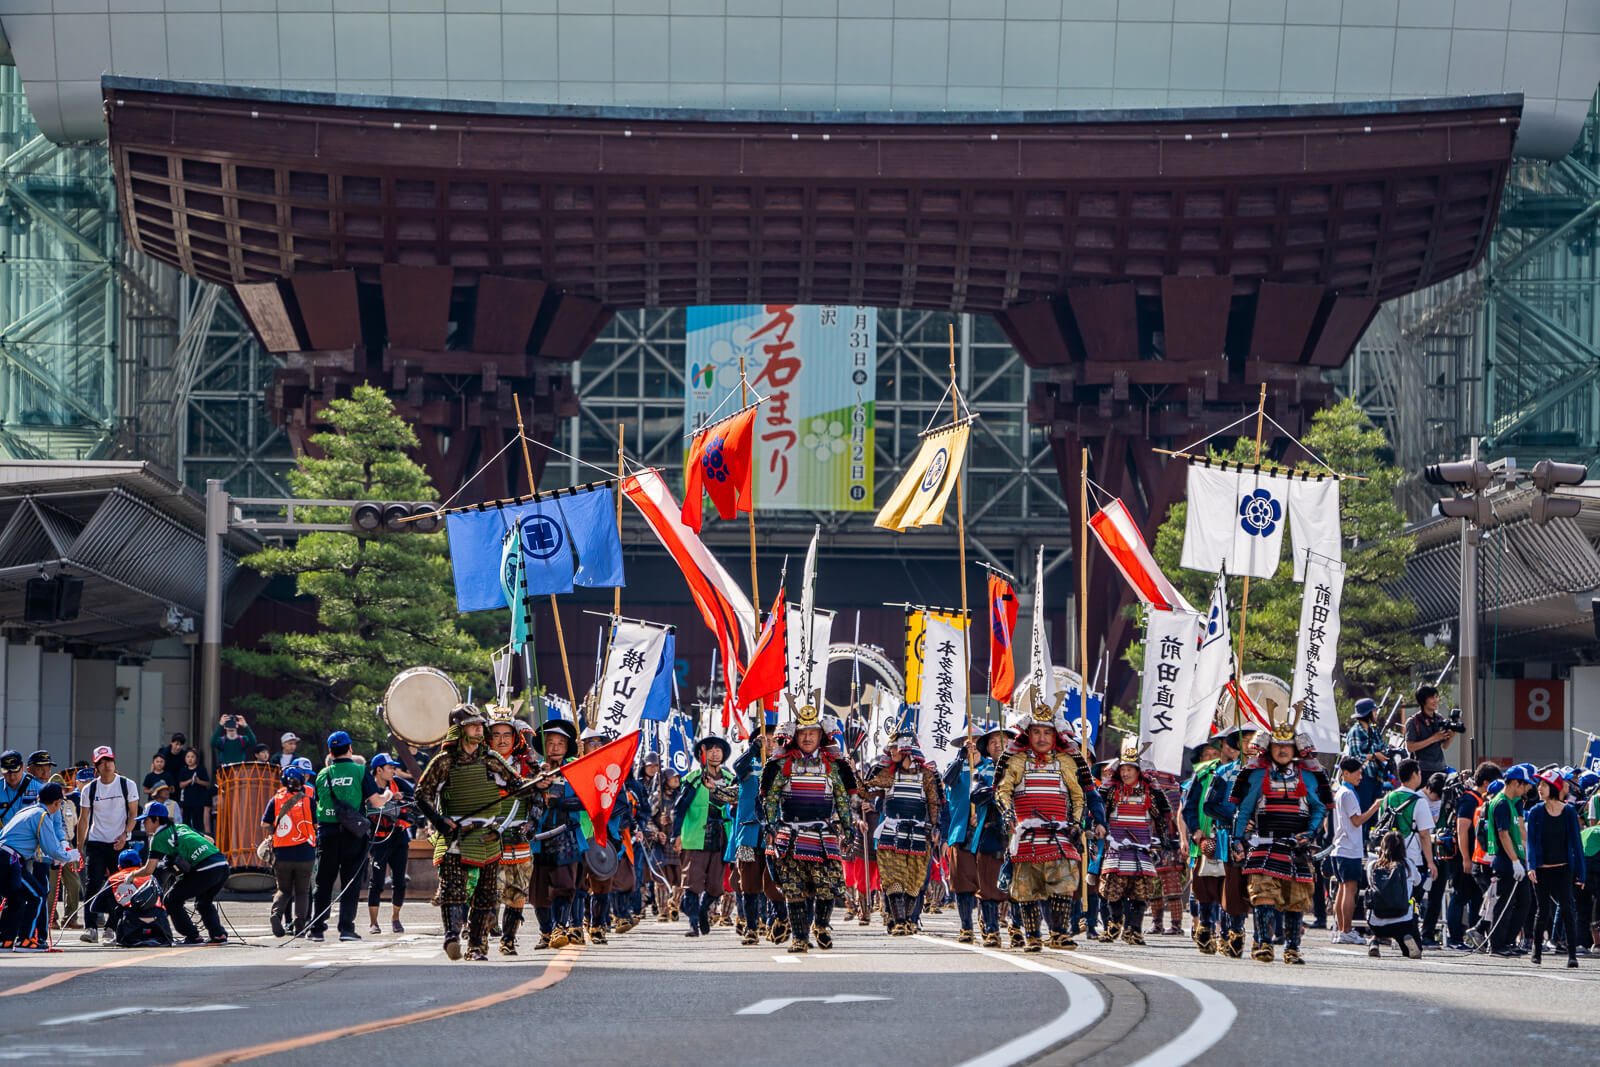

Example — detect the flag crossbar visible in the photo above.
[392,478,618,523]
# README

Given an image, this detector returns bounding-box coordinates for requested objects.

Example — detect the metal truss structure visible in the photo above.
[0,68,289,497]
[1341,92,1600,519]
[561,307,1072,578]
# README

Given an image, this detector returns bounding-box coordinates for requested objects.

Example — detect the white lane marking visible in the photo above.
[736,994,891,1015]
[915,935,1105,1067]
[302,961,332,969]
[769,955,800,964]
[42,1005,241,1027]
[1043,948,1237,1067]
[1324,947,1588,982]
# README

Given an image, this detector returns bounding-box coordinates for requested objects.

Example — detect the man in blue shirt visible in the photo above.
[1,782,78,950]
[0,750,42,826]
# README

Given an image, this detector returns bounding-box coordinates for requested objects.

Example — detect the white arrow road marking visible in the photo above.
[920,936,1105,1067]
[736,994,891,1015]
[43,1005,241,1027]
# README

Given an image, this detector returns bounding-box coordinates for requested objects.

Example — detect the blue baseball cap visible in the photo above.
[117,848,142,868]
[292,757,314,773]
[1503,764,1535,785]
[75,767,95,783]
[280,768,305,787]
[137,802,170,822]
[327,731,352,751]
[369,753,399,770]
[1579,772,1600,791]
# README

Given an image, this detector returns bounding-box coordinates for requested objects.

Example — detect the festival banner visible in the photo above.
[915,610,969,768]
[987,574,1018,704]
[1019,545,1058,710]
[685,305,876,512]
[500,523,532,652]
[1090,498,1193,612]
[595,621,671,740]
[560,730,641,848]
[1181,464,1288,579]
[785,605,835,700]
[874,421,970,531]
[904,610,926,703]
[1139,608,1200,776]
[1188,571,1232,743]
[666,711,695,776]
[1287,476,1342,583]
[1581,733,1600,776]
[1290,551,1346,756]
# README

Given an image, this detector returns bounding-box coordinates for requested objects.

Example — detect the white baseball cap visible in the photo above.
[281,731,299,744]
[92,745,115,764]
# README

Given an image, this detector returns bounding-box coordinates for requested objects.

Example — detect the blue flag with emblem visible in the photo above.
[1584,734,1600,776]
[1063,685,1102,748]
[557,486,626,588]
[517,500,576,596]
[666,711,695,776]
[445,503,538,612]
[641,632,675,722]
[501,524,531,652]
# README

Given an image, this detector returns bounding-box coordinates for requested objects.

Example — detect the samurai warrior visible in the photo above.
[944,721,1009,946]
[1096,738,1175,946]
[485,705,536,955]
[861,712,944,937]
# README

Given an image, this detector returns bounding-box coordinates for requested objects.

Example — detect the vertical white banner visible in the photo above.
[1181,464,1288,579]
[1287,477,1342,582]
[785,605,835,699]
[1139,608,1198,776]
[1291,552,1345,756]
[595,621,670,740]
[917,612,968,769]
[1019,544,1057,710]
[1187,572,1232,744]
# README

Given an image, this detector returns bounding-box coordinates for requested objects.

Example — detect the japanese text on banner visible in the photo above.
[597,621,670,740]
[1291,552,1345,756]
[1139,608,1199,776]
[916,612,968,769]
[685,305,876,511]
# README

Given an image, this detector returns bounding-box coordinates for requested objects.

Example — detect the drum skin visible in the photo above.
[383,666,460,746]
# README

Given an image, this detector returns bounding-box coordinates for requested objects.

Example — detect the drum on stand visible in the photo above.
[382,666,461,747]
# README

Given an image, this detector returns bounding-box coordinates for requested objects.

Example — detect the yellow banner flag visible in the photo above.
[904,610,925,702]
[873,422,970,532]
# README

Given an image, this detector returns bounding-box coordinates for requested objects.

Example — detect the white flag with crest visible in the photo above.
[1181,464,1288,579]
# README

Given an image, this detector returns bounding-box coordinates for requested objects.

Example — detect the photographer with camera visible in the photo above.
[1404,686,1461,781]
[210,712,258,768]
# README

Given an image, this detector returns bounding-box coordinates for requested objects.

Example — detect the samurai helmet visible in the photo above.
[1116,736,1151,768]
[784,689,825,732]
[1267,701,1304,747]
[1025,684,1066,724]
[484,700,523,727]
[449,703,487,729]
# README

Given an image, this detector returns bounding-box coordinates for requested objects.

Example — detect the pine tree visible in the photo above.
[1127,398,1445,725]
[224,384,489,741]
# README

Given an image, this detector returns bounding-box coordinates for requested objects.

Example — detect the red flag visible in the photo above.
[1089,499,1192,613]
[1225,679,1274,733]
[623,469,754,722]
[681,406,756,532]
[559,730,641,849]
[987,575,1018,704]
[736,588,787,710]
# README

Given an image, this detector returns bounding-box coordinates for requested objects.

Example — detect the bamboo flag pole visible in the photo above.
[1234,382,1269,666]
[949,324,975,769]
[514,394,577,716]
[614,422,625,618]
[738,354,760,614]
[1079,444,1091,910]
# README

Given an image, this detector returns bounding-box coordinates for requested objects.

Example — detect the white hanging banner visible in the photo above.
[1018,544,1058,711]
[1290,552,1345,756]
[595,620,670,740]
[1139,608,1199,776]
[916,611,968,769]
[1287,477,1342,582]
[785,605,835,699]
[1187,572,1232,745]
[1181,464,1288,579]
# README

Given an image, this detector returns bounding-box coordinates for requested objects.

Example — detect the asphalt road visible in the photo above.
[2,899,1596,1066]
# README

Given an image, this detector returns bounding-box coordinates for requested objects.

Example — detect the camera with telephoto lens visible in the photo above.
[1446,707,1467,733]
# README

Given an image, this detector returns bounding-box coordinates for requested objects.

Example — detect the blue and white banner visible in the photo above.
[594,620,670,741]
[666,711,696,776]
[1187,572,1232,744]
[1582,734,1600,776]
[1181,464,1288,580]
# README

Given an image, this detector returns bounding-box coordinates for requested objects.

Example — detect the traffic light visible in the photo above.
[1425,459,1494,526]
[1528,459,1585,525]
[350,501,442,534]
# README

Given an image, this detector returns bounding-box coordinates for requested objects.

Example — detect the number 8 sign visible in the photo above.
[1513,680,1564,731]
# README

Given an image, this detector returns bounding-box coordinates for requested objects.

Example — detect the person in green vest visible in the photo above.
[671,735,738,938]
[131,803,230,944]
[308,731,388,944]
[415,704,536,961]
[1482,764,1534,956]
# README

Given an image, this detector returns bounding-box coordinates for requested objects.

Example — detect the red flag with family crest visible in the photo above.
[987,574,1018,704]
[558,729,641,849]
[682,406,757,533]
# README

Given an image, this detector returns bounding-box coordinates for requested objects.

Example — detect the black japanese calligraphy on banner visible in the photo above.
[595,620,670,740]
[1291,551,1346,756]
[1139,608,1199,775]
[915,611,968,769]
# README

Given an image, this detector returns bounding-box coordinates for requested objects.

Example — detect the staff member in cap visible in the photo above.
[672,733,738,938]
[309,731,387,943]
[24,753,68,924]
[277,732,301,770]
[0,782,79,950]
[0,749,41,824]
[128,803,230,944]
[1344,698,1388,819]
[77,746,138,944]
[262,764,316,936]
[366,754,414,936]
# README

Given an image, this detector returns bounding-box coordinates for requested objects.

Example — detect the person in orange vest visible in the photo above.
[260,765,316,936]
[106,847,171,946]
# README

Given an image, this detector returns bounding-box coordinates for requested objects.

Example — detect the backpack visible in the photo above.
[82,776,134,839]
[1366,862,1411,921]
[1373,791,1421,842]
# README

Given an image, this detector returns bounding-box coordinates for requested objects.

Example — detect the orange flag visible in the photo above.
[682,406,757,532]
[558,730,641,849]
[736,588,787,710]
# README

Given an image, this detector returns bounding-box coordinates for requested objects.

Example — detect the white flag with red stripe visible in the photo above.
[1089,498,1194,613]
[622,469,756,722]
